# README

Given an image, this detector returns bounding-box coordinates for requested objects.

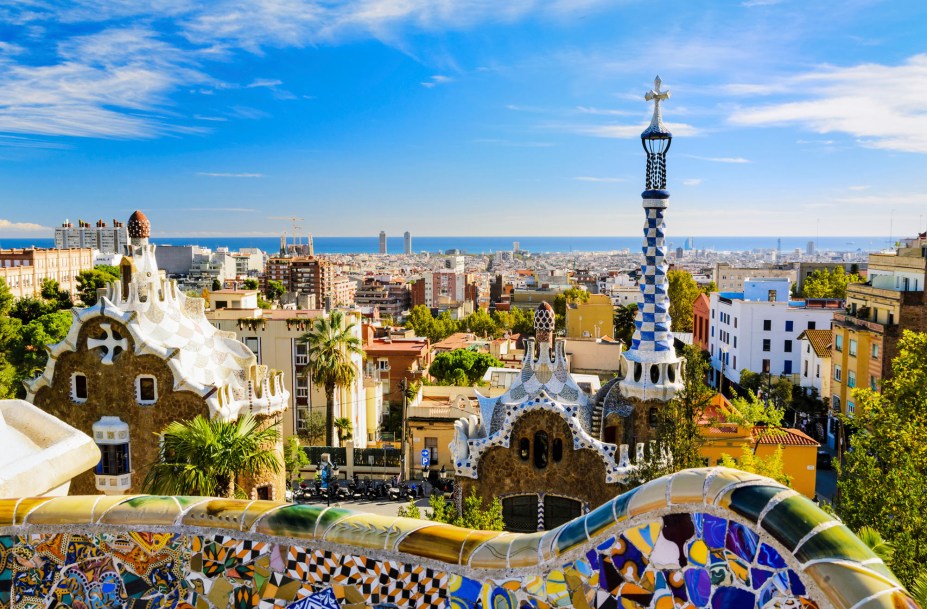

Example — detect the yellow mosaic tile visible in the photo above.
[804,561,901,609]
[458,529,506,565]
[13,496,55,525]
[467,532,515,569]
[98,495,183,527]
[507,531,544,568]
[91,495,143,522]
[24,495,99,526]
[626,477,669,518]
[323,514,402,552]
[668,469,709,505]
[397,523,470,563]
[0,498,20,527]
[182,498,255,532]
[383,515,434,551]
[703,468,764,505]
[240,499,285,531]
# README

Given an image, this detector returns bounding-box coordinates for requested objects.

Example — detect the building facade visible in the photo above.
[564,293,614,339]
[708,279,840,388]
[264,256,352,309]
[0,247,94,299]
[692,292,711,351]
[54,218,128,254]
[712,262,797,293]
[27,211,289,499]
[403,231,412,255]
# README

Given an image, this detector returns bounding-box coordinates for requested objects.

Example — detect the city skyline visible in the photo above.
[1,2,927,238]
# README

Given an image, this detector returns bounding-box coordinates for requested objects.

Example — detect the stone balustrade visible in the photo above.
[0,467,919,609]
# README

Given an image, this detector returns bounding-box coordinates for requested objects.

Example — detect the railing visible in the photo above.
[302,446,347,466]
[353,447,401,467]
[833,312,888,333]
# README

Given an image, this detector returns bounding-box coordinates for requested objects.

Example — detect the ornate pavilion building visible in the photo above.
[26,211,290,498]
[450,78,683,532]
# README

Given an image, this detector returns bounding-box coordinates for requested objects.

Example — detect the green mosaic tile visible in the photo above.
[804,561,902,609]
[253,503,328,538]
[795,524,878,565]
[704,468,763,504]
[725,484,787,523]
[314,506,354,536]
[760,494,834,551]
[324,514,405,552]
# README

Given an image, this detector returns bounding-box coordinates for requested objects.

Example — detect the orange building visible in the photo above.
[692,292,711,351]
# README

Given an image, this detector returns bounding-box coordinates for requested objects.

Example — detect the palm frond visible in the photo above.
[909,570,927,608]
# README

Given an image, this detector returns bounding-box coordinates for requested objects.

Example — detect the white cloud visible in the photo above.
[421,74,452,88]
[196,172,264,178]
[0,218,51,232]
[575,106,634,116]
[685,155,751,164]
[729,54,927,153]
[565,121,700,139]
[574,176,626,183]
[848,185,870,191]
[683,178,703,186]
[247,78,283,88]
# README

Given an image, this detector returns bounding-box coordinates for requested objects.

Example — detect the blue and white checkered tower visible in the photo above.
[619,76,684,402]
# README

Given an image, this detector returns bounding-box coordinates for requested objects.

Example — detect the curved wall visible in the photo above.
[0,468,919,609]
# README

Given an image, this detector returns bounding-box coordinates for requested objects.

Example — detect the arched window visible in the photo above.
[518,438,530,461]
[533,431,549,469]
[650,364,660,384]
[648,407,659,428]
[552,438,563,462]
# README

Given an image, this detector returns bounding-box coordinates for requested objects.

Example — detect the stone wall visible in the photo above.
[459,410,623,519]
[0,468,918,609]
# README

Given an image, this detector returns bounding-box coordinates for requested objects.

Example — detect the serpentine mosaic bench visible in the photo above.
[0,468,919,609]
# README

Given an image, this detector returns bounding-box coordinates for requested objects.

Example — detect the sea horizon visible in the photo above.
[0,235,894,255]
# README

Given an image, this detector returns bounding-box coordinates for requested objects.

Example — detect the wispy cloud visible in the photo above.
[196,172,264,178]
[0,218,51,232]
[685,154,751,163]
[848,185,870,191]
[247,78,283,88]
[729,54,927,153]
[564,121,700,139]
[683,178,703,186]
[573,176,626,183]
[421,74,452,88]
[575,106,634,117]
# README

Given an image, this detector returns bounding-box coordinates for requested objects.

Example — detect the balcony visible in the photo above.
[833,311,889,334]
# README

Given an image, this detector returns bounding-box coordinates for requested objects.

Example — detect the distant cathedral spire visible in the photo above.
[619,76,683,402]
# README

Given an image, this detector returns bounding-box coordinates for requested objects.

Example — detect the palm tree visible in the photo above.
[143,414,281,498]
[614,302,638,347]
[299,310,364,446]
[334,417,353,443]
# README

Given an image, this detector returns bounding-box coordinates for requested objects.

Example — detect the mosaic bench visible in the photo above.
[0,467,919,609]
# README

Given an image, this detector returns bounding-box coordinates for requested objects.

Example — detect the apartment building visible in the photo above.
[54,218,127,254]
[712,263,797,293]
[354,277,412,320]
[0,248,94,299]
[264,256,353,309]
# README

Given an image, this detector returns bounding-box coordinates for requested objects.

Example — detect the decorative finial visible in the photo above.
[642,75,671,139]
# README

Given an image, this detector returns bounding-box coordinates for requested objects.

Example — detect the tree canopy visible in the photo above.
[143,414,282,498]
[613,303,638,347]
[553,287,589,332]
[667,270,699,332]
[429,349,503,386]
[801,266,863,299]
[76,265,120,306]
[835,330,927,587]
[405,305,461,343]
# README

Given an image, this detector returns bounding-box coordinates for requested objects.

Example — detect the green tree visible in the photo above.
[613,303,638,347]
[76,265,120,306]
[283,436,310,485]
[738,370,793,411]
[462,308,498,338]
[211,278,223,291]
[297,412,326,445]
[266,280,286,301]
[835,330,927,587]
[143,414,282,498]
[333,417,353,442]
[405,305,460,343]
[701,280,718,294]
[428,489,504,531]
[40,278,72,310]
[801,266,863,299]
[429,349,503,385]
[243,278,259,290]
[726,390,786,427]
[0,279,19,398]
[720,444,791,486]
[396,498,422,519]
[667,270,700,332]
[856,526,895,564]
[299,310,363,446]
[7,310,72,388]
[9,296,56,324]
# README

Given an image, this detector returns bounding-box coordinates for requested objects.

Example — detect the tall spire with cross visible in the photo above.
[619,75,684,403]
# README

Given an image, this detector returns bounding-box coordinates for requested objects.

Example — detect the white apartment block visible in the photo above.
[708,278,839,388]
[54,219,128,254]
[712,263,797,293]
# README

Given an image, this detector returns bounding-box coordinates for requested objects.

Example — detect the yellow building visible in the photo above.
[830,236,927,452]
[565,294,614,340]
[699,395,819,498]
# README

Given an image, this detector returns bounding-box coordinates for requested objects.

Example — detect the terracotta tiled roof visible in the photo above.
[752,427,820,446]
[797,329,832,357]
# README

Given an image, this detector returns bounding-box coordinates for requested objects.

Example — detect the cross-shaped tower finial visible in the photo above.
[643,75,670,137]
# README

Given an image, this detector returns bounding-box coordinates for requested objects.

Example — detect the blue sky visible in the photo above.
[1,0,927,239]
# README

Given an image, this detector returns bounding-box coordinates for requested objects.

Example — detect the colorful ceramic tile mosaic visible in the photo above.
[0,468,920,609]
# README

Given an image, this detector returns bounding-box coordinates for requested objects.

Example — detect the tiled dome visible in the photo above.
[127,210,150,239]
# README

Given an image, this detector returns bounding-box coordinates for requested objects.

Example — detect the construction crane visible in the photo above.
[269,216,305,249]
